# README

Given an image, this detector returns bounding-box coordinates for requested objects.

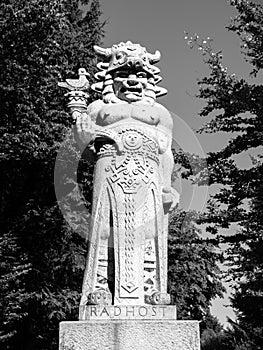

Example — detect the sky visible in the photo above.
[96,0,260,326]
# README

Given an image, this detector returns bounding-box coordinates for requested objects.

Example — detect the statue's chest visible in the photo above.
[96,104,160,126]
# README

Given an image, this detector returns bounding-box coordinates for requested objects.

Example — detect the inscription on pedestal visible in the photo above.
[80,305,177,320]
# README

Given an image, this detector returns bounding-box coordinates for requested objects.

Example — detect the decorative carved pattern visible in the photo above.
[102,129,158,197]
[97,127,159,165]
[145,291,171,305]
[87,290,112,305]
[144,239,157,297]
[124,194,135,283]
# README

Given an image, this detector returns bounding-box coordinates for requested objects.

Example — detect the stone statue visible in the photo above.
[59,41,180,320]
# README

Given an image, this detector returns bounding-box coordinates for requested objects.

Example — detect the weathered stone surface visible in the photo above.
[58,42,181,315]
[59,320,200,350]
[79,304,177,320]
[57,42,201,350]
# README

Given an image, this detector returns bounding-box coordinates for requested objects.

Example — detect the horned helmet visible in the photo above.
[92,41,167,104]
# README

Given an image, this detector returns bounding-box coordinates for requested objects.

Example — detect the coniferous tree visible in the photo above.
[0,1,104,349]
[168,210,224,324]
[0,1,234,349]
[183,0,263,348]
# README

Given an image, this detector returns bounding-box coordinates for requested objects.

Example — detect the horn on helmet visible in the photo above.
[148,50,161,64]
[94,45,112,60]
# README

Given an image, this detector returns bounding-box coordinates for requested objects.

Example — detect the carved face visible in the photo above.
[112,69,148,103]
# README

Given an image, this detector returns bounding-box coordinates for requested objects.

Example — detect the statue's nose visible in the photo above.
[127,75,137,86]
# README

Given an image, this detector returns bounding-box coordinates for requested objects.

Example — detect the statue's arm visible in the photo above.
[74,99,104,147]
[157,104,180,211]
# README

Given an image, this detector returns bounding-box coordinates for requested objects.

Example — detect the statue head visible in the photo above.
[92,41,167,104]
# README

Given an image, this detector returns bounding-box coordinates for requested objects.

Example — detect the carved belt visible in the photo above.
[96,127,159,164]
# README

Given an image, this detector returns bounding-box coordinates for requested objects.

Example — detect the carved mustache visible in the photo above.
[120,82,143,95]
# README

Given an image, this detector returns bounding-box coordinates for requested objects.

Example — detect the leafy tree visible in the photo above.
[0,1,104,349]
[183,0,263,348]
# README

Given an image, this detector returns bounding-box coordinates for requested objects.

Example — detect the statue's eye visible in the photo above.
[137,72,147,78]
[116,53,123,60]
[115,71,128,78]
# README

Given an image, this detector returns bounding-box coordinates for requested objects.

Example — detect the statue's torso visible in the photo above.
[96,103,161,127]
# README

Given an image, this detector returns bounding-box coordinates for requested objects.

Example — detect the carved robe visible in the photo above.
[80,103,169,307]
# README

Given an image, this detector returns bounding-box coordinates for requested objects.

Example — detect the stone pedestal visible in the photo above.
[59,306,200,350]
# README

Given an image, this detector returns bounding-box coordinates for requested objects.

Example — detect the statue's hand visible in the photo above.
[74,111,96,146]
[162,187,180,213]
[157,134,169,154]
